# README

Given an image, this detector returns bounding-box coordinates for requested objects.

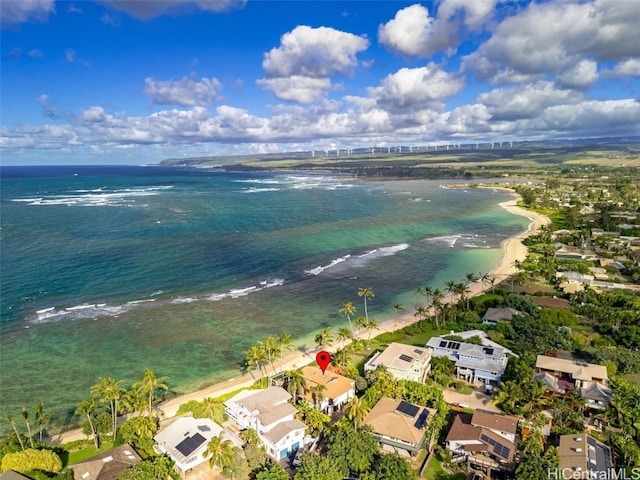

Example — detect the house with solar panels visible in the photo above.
[154,416,237,478]
[363,397,436,457]
[364,342,432,383]
[425,330,513,386]
[223,386,308,461]
[445,410,519,473]
[558,434,614,479]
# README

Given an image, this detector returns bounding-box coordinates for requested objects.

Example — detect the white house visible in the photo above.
[224,387,308,461]
[154,417,235,478]
[425,330,513,386]
[364,343,432,383]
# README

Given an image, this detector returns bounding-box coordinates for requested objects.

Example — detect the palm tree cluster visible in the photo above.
[76,369,169,449]
[243,333,295,380]
[5,402,51,451]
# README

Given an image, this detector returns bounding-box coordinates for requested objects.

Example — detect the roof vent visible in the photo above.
[575,437,582,441]
[102,456,114,462]
[575,448,582,453]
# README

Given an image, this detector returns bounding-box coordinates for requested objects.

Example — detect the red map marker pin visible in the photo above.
[316,351,331,375]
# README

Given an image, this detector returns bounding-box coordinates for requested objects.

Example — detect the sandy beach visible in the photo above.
[48,189,550,445]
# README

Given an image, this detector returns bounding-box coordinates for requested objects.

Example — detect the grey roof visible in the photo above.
[456,357,507,375]
[262,419,307,444]
[236,387,291,412]
[69,444,141,480]
[483,307,527,322]
[256,402,298,427]
[0,472,31,480]
[581,383,613,404]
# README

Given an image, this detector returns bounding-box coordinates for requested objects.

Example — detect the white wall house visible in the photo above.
[154,417,233,478]
[364,343,432,383]
[425,330,513,386]
[224,387,308,461]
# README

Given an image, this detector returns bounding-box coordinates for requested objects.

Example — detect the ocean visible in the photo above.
[0,165,528,433]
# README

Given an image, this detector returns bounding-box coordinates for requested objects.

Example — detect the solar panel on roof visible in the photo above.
[483,348,494,355]
[414,349,423,355]
[175,432,207,457]
[399,354,413,362]
[396,400,420,418]
[414,409,430,429]
[198,425,211,432]
[439,341,448,348]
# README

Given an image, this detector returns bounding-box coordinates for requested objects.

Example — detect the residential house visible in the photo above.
[558,434,614,480]
[482,307,528,325]
[299,366,355,414]
[535,355,611,408]
[364,342,432,383]
[363,396,435,457]
[445,410,519,472]
[69,444,141,480]
[425,330,513,386]
[154,417,236,478]
[224,386,307,460]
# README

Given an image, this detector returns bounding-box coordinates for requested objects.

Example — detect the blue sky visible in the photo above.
[1,0,639,165]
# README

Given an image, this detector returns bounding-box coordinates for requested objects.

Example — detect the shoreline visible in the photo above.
[47,188,550,445]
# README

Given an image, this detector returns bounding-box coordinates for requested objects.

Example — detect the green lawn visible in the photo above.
[65,440,114,466]
[423,456,467,480]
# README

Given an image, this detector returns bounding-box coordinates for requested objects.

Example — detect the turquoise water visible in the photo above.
[0,166,528,433]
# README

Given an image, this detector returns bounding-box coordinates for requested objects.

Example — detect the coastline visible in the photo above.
[48,188,550,445]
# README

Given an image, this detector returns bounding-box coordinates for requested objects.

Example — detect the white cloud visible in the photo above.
[368,63,463,111]
[257,76,331,104]
[604,59,640,77]
[262,25,369,78]
[65,49,75,62]
[102,0,246,19]
[378,4,457,58]
[464,0,640,85]
[477,81,584,121]
[437,0,501,30]
[143,76,223,107]
[260,25,368,103]
[0,0,55,23]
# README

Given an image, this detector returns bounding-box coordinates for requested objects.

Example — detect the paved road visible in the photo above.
[442,385,501,413]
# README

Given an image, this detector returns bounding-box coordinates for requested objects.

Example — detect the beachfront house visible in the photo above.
[363,397,436,457]
[69,444,141,480]
[299,366,355,414]
[482,307,528,325]
[425,330,512,386]
[154,416,238,478]
[445,410,519,473]
[364,342,432,383]
[224,386,308,460]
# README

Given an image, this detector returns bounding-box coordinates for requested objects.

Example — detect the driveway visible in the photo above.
[443,385,501,413]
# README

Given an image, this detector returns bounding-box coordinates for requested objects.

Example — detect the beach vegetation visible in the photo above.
[313,327,333,349]
[133,369,169,417]
[175,398,225,425]
[90,377,126,441]
[1,448,62,474]
[117,416,157,458]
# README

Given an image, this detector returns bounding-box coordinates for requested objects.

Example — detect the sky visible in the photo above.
[1,0,640,165]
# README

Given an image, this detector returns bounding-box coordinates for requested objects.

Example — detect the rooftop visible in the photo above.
[69,444,141,480]
[536,355,608,382]
[300,366,355,400]
[363,397,434,445]
[558,434,613,476]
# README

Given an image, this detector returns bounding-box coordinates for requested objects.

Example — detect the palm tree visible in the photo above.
[339,301,357,337]
[355,316,367,336]
[206,436,235,470]
[134,368,169,416]
[244,344,267,379]
[122,385,147,417]
[365,318,378,349]
[285,369,308,404]
[310,384,327,409]
[392,303,403,331]
[76,398,101,449]
[6,415,25,451]
[345,395,370,431]
[445,280,457,303]
[260,336,281,375]
[422,286,433,307]
[432,289,444,329]
[336,327,352,349]
[314,327,333,349]
[357,287,375,323]
[278,333,294,362]
[20,407,34,448]
[201,397,219,422]
[90,377,126,439]
[34,402,50,443]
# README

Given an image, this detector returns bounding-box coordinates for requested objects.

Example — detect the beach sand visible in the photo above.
[48,190,550,445]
